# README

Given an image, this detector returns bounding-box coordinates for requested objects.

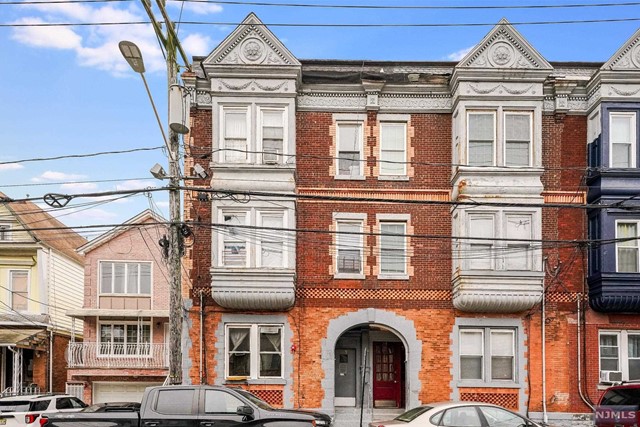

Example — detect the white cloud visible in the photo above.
[182,33,215,58]
[446,46,474,61]
[60,182,98,191]
[167,1,222,15]
[154,201,169,208]
[58,207,119,223]
[11,17,82,50]
[32,171,87,182]
[0,163,24,171]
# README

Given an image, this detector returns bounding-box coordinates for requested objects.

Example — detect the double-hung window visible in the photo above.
[100,262,151,295]
[9,270,28,311]
[460,328,515,382]
[600,331,640,381]
[505,214,533,271]
[610,112,637,168]
[616,221,639,273]
[336,220,364,275]
[380,222,406,275]
[467,110,533,167]
[99,323,151,356]
[380,123,407,176]
[260,108,285,164]
[221,213,248,267]
[223,107,249,163]
[468,214,495,270]
[257,212,285,268]
[226,324,283,379]
[337,122,364,177]
[468,112,495,166]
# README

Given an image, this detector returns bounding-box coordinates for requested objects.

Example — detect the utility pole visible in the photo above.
[139,0,191,385]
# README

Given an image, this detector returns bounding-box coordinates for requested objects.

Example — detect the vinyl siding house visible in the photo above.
[0,192,86,395]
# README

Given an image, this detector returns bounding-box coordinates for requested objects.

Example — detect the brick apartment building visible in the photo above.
[181,14,640,427]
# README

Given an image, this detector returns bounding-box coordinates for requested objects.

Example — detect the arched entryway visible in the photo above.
[320,309,422,426]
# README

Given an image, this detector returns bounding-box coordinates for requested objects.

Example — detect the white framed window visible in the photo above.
[99,262,152,295]
[467,110,533,167]
[259,107,285,164]
[467,211,536,272]
[468,214,495,270]
[459,328,516,383]
[225,324,283,379]
[504,113,532,166]
[610,112,637,168]
[336,219,364,276]
[98,322,151,356]
[217,208,289,269]
[616,221,639,273]
[0,223,11,241]
[336,122,364,177]
[9,270,29,312]
[380,122,407,175]
[468,112,496,166]
[380,222,406,275]
[505,213,533,271]
[257,212,285,268]
[222,106,249,163]
[599,331,640,382]
[220,212,249,267]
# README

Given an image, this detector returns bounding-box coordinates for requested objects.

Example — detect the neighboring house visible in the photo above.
[586,28,640,384]
[0,192,86,395]
[66,210,169,404]
[181,14,640,427]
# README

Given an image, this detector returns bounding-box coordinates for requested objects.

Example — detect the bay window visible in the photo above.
[616,221,639,273]
[610,112,636,168]
[467,110,533,167]
[223,107,249,163]
[260,108,285,164]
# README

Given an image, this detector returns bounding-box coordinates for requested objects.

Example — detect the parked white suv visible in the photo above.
[0,394,86,426]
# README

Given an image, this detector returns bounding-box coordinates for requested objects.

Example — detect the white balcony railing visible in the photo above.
[67,342,168,369]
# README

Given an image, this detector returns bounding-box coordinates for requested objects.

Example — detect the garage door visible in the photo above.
[93,382,161,404]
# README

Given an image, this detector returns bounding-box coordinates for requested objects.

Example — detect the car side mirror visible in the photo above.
[236,405,254,417]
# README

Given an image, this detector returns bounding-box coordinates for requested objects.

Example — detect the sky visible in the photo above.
[1,0,640,240]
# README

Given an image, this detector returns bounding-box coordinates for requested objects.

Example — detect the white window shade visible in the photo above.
[262,110,284,164]
[505,214,533,271]
[469,215,494,270]
[380,123,406,175]
[380,222,406,274]
[468,113,495,166]
[490,331,514,380]
[259,214,285,267]
[505,114,531,166]
[224,110,248,163]
[460,330,483,380]
[610,113,636,168]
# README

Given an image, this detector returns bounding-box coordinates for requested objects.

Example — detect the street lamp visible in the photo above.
[118,41,172,159]
[119,40,183,385]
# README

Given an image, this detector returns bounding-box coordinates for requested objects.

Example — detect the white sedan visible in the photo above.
[369,402,541,427]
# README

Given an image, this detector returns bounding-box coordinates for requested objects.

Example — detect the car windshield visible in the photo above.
[395,406,432,422]
[233,389,273,411]
[601,388,640,406]
[0,401,31,413]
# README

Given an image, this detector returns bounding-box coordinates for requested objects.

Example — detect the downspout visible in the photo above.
[577,294,594,410]
[49,329,53,393]
[200,291,204,384]
[542,283,548,425]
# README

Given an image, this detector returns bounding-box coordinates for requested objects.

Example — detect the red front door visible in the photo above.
[373,342,403,408]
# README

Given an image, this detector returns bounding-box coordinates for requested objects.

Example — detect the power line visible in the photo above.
[1,177,157,188]
[3,17,640,28]
[2,0,640,9]
[0,146,164,166]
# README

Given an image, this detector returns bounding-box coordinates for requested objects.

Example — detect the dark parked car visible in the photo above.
[43,385,331,427]
[595,383,640,427]
[81,402,141,412]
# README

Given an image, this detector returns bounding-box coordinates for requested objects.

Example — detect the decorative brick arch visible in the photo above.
[320,308,422,411]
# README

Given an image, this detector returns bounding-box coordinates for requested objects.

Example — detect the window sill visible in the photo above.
[456,380,521,389]
[378,274,409,280]
[378,175,409,181]
[334,273,366,280]
[335,175,366,181]
[224,378,286,386]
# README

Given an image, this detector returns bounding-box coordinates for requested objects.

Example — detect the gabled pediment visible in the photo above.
[457,18,552,70]
[202,13,300,67]
[602,27,640,70]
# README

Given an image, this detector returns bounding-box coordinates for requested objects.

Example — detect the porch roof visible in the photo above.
[65,309,169,319]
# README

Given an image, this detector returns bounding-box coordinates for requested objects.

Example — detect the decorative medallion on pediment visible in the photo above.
[457,19,552,70]
[202,13,300,67]
[603,28,640,70]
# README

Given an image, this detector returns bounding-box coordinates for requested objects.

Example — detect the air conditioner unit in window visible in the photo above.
[600,371,623,383]
[263,149,279,164]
